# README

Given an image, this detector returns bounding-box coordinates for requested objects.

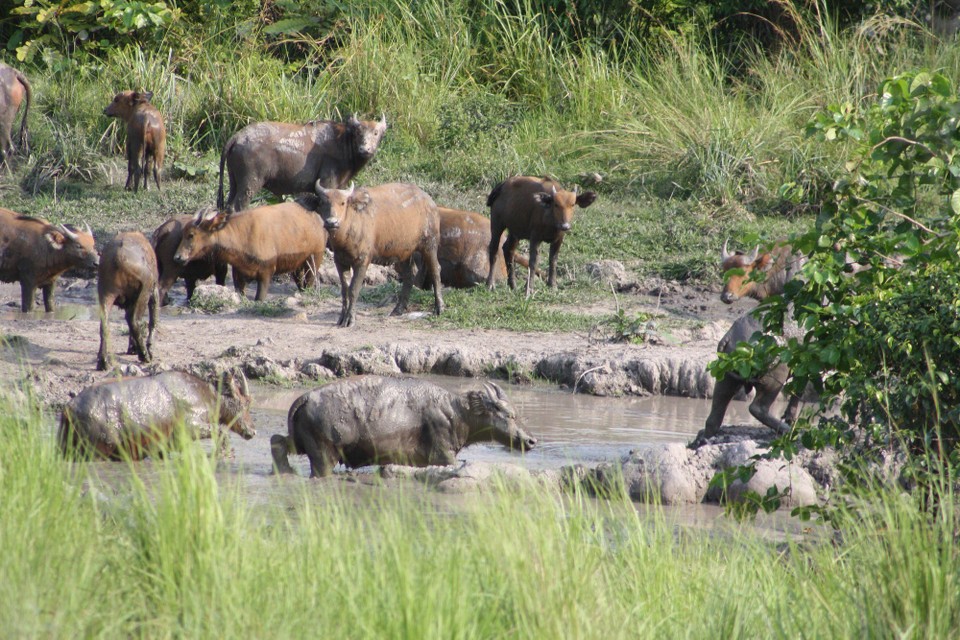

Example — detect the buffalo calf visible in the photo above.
[312,182,444,327]
[97,232,159,371]
[0,208,98,312]
[218,115,387,212]
[272,376,536,477]
[152,214,228,305]
[486,176,597,298]
[104,90,165,192]
[0,63,31,168]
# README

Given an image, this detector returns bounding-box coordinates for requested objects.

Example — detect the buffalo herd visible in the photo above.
[0,61,798,468]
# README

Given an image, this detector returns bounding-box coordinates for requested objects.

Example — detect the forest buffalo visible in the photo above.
[96,232,159,371]
[0,208,98,312]
[271,376,536,477]
[151,214,228,305]
[0,63,31,168]
[217,115,387,212]
[173,202,327,301]
[719,239,806,304]
[312,182,444,327]
[486,176,597,298]
[59,370,255,460]
[103,90,166,192]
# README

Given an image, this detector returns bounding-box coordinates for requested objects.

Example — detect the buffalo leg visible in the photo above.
[391,257,414,316]
[486,222,506,290]
[254,272,272,301]
[96,297,116,371]
[270,435,297,474]
[298,431,335,478]
[749,374,789,434]
[503,234,519,291]
[41,282,56,313]
[425,247,444,316]
[781,394,802,424]
[214,260,228,286]
[19,282,37,312]
[146,286,158,355]
[341,261,369,327]
[232,267,248,299]
[126,288,153,363]
[334,259,350,325]
[525,239,542,299]
[547,237,565,288]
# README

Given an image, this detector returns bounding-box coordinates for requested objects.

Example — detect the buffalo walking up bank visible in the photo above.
[217,114,387,212]
[272,376,537,477]
[312,182,444,327]
[103,90,166,192]
[96,232,159,371]
[59,370,255,459]
[173,202,327,301]
[0,63,31,168]
[0,208,98,312]
[486,176,597,298]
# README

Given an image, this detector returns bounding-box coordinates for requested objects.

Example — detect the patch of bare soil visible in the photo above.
[0,273,754,409]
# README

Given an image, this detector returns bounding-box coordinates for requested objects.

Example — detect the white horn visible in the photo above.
[346,182,355,197]
[721,239,732,261]
[746,245,760,263]
[57,224,78,241]
[83,221,93,237]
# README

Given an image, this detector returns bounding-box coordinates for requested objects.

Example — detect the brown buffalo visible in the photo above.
[173,201,327,301]
[59,370,255,460]
[312,182,444,327]
[96,232,159,371]
[0,63,31,168]
[103,90,166,192]
[719,239,806,304]
[217,115,387,213]
[416,207,536,289]
[0,208,98,312]
[486,176,597,297]
[151,214,228,305]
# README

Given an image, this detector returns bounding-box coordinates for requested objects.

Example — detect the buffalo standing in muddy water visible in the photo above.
[272,376,537,477]
[152,214,229,305]
[173,202,327,301]
[59,370,255,459]
[312,182,444,327]
[217,115,387,213]
[486,176,597,298]
[96,232,159,371]
[0,63,31,168]
[0,208,98,312]
[103,90,166,192]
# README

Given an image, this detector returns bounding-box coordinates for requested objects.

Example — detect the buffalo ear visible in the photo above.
[44,231,65,250]
[576,191,598,208]
[348,114,361,127]
[533,191,553,207]
[143,91,154,102]
[209,212,230,231]
[756,253,774,270]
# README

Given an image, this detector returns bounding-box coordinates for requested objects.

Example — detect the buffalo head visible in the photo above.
[348,114,387,159]
[173,206,221,266]
[465,382,537,452]
[104,90,154,119]
[532,183,597,232]
[47,222,99,268]
[719,239,768,304]
[313,182,359,230]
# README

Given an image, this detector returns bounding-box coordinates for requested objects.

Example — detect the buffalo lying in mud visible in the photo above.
[312,182,444,327]
[271,376,537,478]
[173,202,327,301]
[59,370,255,459]
[96,232,159,371]
[486,176,597,298]
[218,115,387,213]
[151,214,229,305]
[103,90,166,192]
[0,63,31,168]
[0,208,98,312]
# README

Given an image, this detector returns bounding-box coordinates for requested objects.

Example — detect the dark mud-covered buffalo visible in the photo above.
[0,63,31,168]
[0,208,98,312]
[271,376,537,477]
[103,90,166,192]
[217,115,387,213]
[486,176,597,297]
[173,201,327,301]
[151,214,228,305]
[312,182,444,327]
[416,207,535,289]
[59,370,255,460]
[97,232,159,371]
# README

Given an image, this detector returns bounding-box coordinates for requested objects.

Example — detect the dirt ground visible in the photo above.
[0,271,755,408]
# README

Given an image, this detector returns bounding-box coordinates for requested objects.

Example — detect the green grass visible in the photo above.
[4,388,960,637]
